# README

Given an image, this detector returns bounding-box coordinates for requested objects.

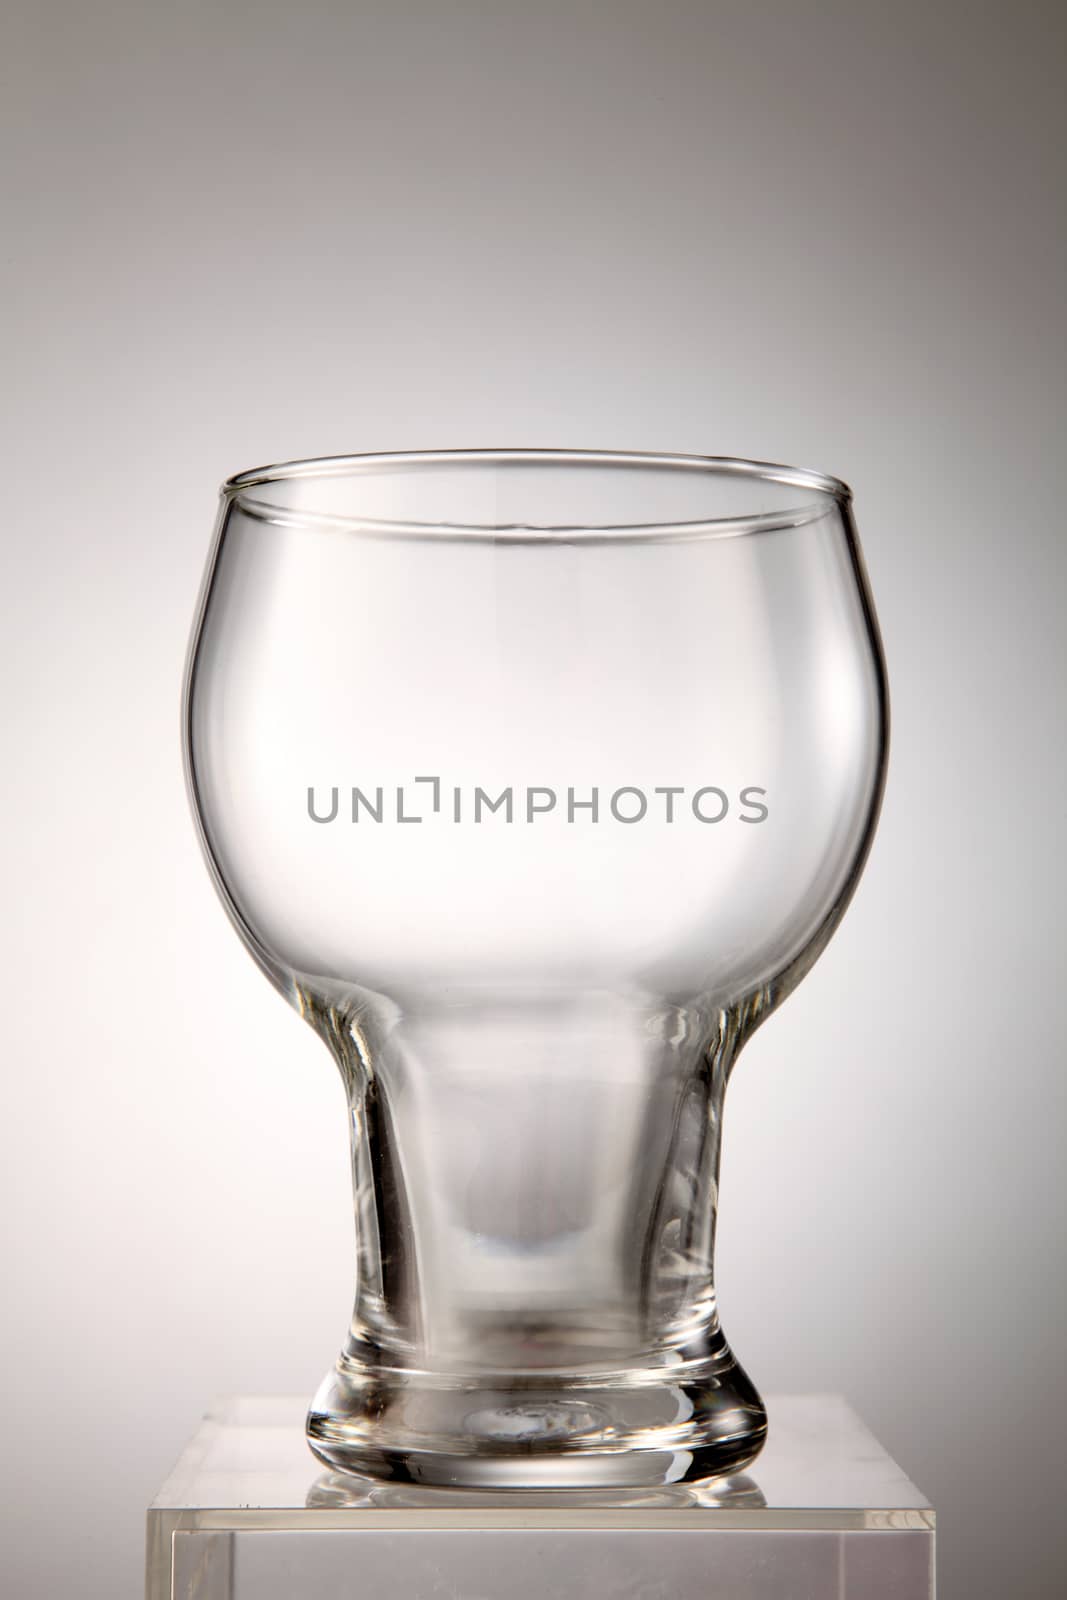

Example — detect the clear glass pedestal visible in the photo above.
[146,1395,934,1599]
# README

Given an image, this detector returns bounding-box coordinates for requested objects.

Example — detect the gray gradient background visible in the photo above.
[2,1,1064,1595]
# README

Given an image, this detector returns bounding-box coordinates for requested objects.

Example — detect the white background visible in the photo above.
[2,2,1064,1596]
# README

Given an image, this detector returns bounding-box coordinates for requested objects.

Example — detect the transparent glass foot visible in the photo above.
[307,1345,767,1488]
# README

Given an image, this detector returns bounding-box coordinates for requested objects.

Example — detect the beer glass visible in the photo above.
[183,449,888,1487]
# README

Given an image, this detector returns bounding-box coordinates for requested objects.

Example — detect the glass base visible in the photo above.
[307,1353,767,1488]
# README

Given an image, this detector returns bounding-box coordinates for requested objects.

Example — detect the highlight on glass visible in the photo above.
[183,449,888,1488]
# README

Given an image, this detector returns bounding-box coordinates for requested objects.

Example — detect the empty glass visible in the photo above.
[183,449,888,1488]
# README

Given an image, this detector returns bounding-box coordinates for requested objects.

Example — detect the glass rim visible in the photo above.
[222,448,852,541]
